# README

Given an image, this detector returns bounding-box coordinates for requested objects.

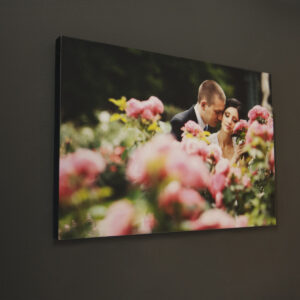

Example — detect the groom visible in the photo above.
[170,80,226,141]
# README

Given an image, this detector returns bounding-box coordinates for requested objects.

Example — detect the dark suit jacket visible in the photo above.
[170,106,198,141]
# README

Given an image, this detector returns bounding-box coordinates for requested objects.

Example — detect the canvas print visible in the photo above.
[56,36,276,240]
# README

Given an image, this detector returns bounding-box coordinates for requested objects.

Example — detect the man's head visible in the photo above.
[197,80,226,127]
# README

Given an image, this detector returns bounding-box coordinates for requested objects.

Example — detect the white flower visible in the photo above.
[97,111,110,123]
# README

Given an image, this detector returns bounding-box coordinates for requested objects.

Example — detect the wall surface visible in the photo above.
[1,1,300,299]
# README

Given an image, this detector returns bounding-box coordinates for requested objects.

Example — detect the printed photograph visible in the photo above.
[57,36,276,240]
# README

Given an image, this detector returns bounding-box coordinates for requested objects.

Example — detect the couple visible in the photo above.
[171,80,243,164]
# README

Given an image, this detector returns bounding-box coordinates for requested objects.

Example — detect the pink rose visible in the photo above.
[125,96,164,120]
[97,200,135,236]
[126,146,150,186]
[137,213,156,234]
[246,120,273,144]
[71,149,106,185]
[181,120,202,137]
[215,158,230,176]
[207,143,222,164]
[126,134,211,189]
[125,98,143,118]
[181,137,209,159]
[248,105,270,124]
[209,173,226,198]
[229,167,242,183]
[126,134,175,186]
[59,156,76,199]
[215,192,224,208]
[242,175,251,188]
[141,108,155,120]
[159,181,206,219]
[166,153,211,189]
[269,147,275,173]
[146,96,164,114]
[235,215,248,228]
[267,117,273,129]
[233,119,248,134]
[191,209,235,230]
[59,149,106,200]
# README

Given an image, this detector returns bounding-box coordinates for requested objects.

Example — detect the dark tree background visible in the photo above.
[60,36,266,125]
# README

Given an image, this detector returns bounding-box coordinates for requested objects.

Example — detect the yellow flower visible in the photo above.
[185,133,193,138]
[110,113,127,123]
[201,136,210,144]
[148,121,161,132]
[108,96,127,111]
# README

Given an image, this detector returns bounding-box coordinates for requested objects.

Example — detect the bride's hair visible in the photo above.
[224,98,242,116]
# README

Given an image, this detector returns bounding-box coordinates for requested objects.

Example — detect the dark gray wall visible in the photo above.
[1,1,300,299]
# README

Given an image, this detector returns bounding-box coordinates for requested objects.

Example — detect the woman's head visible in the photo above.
[221,98,242,134]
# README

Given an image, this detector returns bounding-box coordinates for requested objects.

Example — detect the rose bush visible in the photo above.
[58,100,275,239]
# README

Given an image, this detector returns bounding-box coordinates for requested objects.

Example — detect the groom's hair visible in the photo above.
[197,80,226,105]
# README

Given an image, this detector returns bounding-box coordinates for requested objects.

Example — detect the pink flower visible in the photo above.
[229,167,242,183]
[137,213,156,234]
[248,105,270,124]
[215,158,230,176]
[235,215,248,228]
[181,137,209,159]
[233,119,248,134]
[267,117,273,130]
[246,120,273,144]
[166,153,211,189]
[141,108,155,120]
[126,146,150,186]
[126,96,164,120]
[215,192,223,208]
[126,134,175,186]
[242,175,251,188]
[146,96,164,115]
[71,149,106,185]
[191,209,235,230]
[59,156,76,199]
[209,173,226,198]
[97,200,135,236]
[126,134,211,189]
[269,147,275,173]
[181,120,202,137]
[59,149,106,201]
[158,181,206,219]
[207,143,222,164]
[125,98,143,118]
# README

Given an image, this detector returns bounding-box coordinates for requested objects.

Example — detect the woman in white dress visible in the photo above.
[208,98,244,164]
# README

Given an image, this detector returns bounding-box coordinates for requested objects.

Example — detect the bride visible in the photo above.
[208,98,244,164]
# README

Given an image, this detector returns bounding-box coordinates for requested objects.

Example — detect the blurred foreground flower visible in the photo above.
[181,137,209,159]
[181,120,202,137]
[181,120,210,143]
[245,120,273,144]
[233,119,248,144]
[126,134,211,189]
[248,105,270,124]
[96,200,135,236]
[207,143,222,164]
[158,181,206,219]
[188,209,248,230]
[59,148,106,201]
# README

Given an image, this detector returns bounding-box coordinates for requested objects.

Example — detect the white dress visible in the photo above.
[207,132,237,157]
[207,132,219,146]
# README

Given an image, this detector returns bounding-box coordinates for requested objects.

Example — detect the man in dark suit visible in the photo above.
[170,80,226,141]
